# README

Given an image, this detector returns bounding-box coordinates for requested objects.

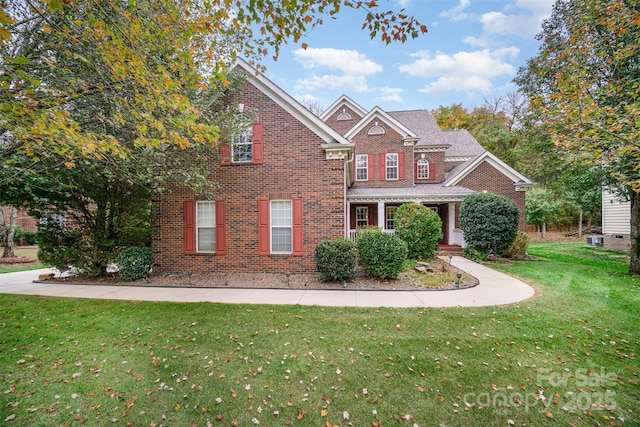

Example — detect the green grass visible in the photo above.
[1,243,638,426]
[0,247,48,273]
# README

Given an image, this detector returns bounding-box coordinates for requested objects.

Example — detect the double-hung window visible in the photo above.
[196,201,216,252]
[417,159,430,179]
[232,121,253,163]
[386,153,398,180]
[355,206,369,229]
[355,154,368,181]
[270,200,292,253]
[386,206,397,230]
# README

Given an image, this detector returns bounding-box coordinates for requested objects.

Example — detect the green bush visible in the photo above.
[460,192,520,256]
[393,203,443,260]
[356,229,407,280]
[315,238,357,282]
[115,247,153,281]
[503,231,529,258]
[13,226,38,245]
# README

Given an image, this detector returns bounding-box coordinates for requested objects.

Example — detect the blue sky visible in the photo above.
[261,0,555,112]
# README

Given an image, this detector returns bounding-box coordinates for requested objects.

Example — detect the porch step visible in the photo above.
[436,245,464,256]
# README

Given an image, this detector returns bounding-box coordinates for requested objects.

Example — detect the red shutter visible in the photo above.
[215,200,226,255]
[398,152,405,180]
[220,143,231,166]
[252,122,263,164]
[292,198,304,256]
[184,200,195,254]
[368,154,375,181]
[429,163,436,180]
[258,198,270,255]
[379,153,386,181]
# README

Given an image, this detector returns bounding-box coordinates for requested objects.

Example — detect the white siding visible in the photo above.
[602,189,631,234]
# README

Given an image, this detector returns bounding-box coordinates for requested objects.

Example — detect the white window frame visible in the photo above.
[355,206,369,229]
[270,200,292,254]
[386,153,398,180]
[232,117,253,163]
[386,206,397,230]
[196,201,216,253]
[417,158,430,179]
[355,154,368,181]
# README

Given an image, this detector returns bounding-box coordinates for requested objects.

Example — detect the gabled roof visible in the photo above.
[320,95,368,121]
[344,106,417,141]
[232,59,351,146]
[387,110,448,148]
[445,151,534,190]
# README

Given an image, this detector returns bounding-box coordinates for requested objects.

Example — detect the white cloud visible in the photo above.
[376,87,404,103]
[292,48,383,93]
[398,48,519,95]
[440,0,472,22]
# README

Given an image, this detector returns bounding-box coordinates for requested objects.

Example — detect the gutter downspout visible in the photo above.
[344,151,354,238]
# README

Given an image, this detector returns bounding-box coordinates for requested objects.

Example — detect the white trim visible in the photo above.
[344,106,417,141]
[445,151,534,190]
[320,95,368,121]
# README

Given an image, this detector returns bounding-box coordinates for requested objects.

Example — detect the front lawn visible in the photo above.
[1,243,638,426]
[0,247,48,273]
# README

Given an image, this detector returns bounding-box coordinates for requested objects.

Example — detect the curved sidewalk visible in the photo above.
[0,257,535,308]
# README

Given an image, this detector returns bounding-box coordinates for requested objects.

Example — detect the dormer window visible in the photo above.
[417,158,430,179]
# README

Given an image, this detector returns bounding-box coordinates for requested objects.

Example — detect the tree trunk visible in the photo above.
[578,209,583,237]
[1,206,17,258]
[630,190,640,275]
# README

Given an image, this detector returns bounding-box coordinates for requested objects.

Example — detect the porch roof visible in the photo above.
[347,184,475,203]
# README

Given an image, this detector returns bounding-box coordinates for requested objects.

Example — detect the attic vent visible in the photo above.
[336,108,352,121]
[368,122,386,135]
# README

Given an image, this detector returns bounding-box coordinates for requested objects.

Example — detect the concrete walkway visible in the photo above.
[0,257,535,308]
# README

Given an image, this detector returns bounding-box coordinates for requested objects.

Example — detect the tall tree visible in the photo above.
[1,0,426,274]
[515,0,640,274]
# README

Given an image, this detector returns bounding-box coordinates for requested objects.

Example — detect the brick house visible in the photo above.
[152,59,533,275]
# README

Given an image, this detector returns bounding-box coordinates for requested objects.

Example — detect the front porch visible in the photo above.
[346,200,466,247]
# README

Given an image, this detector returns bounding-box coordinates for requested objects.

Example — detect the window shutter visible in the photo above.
[220,143,231,166]
[429,163,436,180]
[398,152,405,180]
[215,200,226,255]
[368,154,375,181]
[184,200,195,254]
[292,198,304,256]
[379,153,386,181]
[258,198,270,255]
[252,122,264,164]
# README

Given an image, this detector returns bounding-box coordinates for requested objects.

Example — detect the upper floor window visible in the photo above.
[196,201,216,252]
[356,154,368,181]
[232,116,253,163]
[386,153,398,180]
[271,200,292,254]
[417,158,430,179]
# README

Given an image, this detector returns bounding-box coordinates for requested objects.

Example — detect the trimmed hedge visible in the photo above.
[315,238,357,282]
[116,247,153,281]
[393,203,442,260]
[356,229,407,280]
[460,192,520,256]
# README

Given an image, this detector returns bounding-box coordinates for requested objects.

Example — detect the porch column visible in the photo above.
[377,201,385,229]
[448,202,456,245]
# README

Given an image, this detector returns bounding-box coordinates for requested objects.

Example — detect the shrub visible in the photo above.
[503,231,529,258]
[13,226,38,245]
[37,223,106,276]
[460,192,520,256]
[356,229,407,279]
[393,203,443,260]
[315,238,357,282]
[116,247,153,281]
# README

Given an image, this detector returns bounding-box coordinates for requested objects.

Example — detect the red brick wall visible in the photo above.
[457,162,527,230]
[351,120,414,188]
[152,83,346,274]
[323,105,364,135]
